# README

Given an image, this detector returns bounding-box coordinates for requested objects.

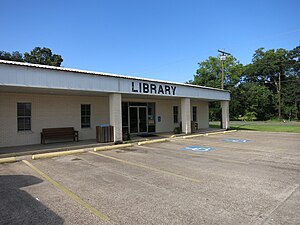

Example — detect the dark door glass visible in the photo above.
[139,107,147,133]
[129,107,138,133]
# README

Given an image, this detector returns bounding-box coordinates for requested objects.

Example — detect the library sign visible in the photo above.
[131,82,177,96]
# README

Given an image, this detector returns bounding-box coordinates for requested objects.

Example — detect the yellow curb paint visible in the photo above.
[206,130,238,135]
[22,160,109,222]
[90,151,202,183]
[183,134,205,139]
[0,157,17,164]
[32,149,86,160]
[183,130,238,139]
[225,130,237,133]
[206,131,226,135]
[94,143,133,152]
[137,138,168,146]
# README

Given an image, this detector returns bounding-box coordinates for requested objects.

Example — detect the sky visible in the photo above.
[1,0,299,83]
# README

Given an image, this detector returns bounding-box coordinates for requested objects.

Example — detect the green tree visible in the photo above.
[0,51,24,62]
[11,51,24,62]
[245,46,300,119]
[1,51,14,61]
[24,47,63,66]
[190,45,300,121]
[190,55,244,120]
[284,45,300,120]
[191,55,242,89]
[287,45,300,76]
[0,47,63,67]
[245,48,289,118]
[239,83,275,120]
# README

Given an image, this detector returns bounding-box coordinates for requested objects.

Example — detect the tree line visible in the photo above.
[189,45,300,121]
[0,47,63,67]
[1,46,299,121]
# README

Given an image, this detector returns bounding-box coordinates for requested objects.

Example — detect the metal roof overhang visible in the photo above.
[0,60,230,101]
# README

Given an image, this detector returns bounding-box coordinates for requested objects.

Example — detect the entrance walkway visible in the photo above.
[0,128,225,158]
[0,140,109,158]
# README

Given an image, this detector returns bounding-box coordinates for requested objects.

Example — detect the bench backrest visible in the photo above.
[42,127,75,136]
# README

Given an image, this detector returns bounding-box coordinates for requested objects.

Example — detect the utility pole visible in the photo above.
[278,72,281,119]
[218,49,231,129]
[218,49,231,89]
[221,58,225,89]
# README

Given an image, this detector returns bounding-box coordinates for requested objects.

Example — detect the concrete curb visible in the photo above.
[0,142,116,159]
[182,130,238,139]
[224,129,237,133]
[206,130,238,135]
[137,138,168,146]
[94,143,133,151]
[32,149,86,160]
[123,138,149,144]
[205,131,227,135]
[183,133,205,139]
[0,157,17,164]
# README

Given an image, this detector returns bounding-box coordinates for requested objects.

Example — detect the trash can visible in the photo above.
[96,125,114,143]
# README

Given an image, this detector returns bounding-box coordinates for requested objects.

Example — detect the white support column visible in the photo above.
[221,101,230,130]
[109,93,122,142]
[181,98,191,134]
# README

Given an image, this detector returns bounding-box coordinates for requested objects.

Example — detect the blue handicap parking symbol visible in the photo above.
[223,138,250,143]
[182,146,216,152]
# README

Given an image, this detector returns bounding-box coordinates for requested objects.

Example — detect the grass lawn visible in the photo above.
[210,121,300,133]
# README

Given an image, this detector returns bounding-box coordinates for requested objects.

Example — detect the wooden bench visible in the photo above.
[41,127,79,144]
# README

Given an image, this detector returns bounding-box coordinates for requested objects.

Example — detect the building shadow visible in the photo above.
[0,175,64,225]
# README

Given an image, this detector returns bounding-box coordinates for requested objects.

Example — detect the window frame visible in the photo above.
[81,104,91,128]
[17,102,32,131]
[173,106,179,123]
[192,106,197,122]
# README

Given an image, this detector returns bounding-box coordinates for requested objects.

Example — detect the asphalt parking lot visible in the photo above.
[1,131,299,225]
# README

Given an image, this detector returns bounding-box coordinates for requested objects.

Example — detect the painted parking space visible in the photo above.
[22,160,109,222]
[1,131,300,224]
[223,138,251,143]
[182,146,217,152]
[0,159,107,225]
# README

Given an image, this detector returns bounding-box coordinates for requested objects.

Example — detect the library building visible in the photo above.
[0,60,230,148]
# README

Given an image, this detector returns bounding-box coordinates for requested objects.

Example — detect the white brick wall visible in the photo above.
[191,100,209,129]
[0,93,210,147]
[156,99,182,133]
[0,93,109,147]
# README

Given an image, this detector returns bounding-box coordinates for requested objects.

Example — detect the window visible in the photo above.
[81,104,91,128]
[192,106,197,121]
[17,103,31,131]
[173,106,178,123]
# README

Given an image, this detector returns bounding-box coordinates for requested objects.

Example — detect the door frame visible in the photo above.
[128,106,148,134]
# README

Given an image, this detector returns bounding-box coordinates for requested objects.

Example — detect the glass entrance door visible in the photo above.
[129,107,138,133]
[129,106,147,133]
[139,107,147,132]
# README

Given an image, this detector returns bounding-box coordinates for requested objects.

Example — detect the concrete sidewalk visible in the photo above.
[0,128,224,158]
[0,139,108,158]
